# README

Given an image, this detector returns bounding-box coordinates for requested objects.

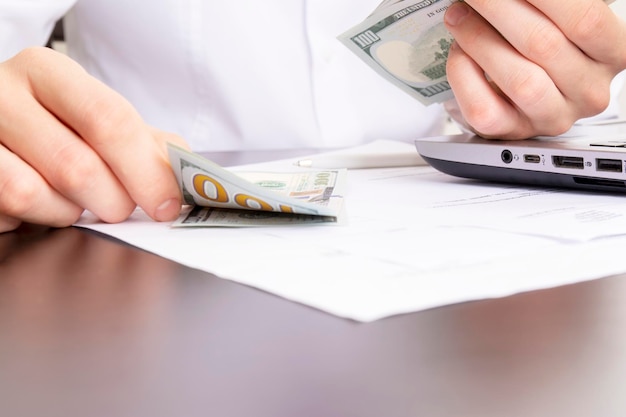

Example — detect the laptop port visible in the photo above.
[501,150,513,164]
[596,158,623,173]
[552,155,584,169]
[574,177,626,188]
[523,154,541,163]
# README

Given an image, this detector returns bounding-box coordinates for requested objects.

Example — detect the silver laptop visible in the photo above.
[415,131,626,193]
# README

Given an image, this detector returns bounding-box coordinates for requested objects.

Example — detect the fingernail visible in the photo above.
[154,198,180,222]
[445,2,470,26]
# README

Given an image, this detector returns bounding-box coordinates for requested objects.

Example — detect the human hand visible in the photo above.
[0,47,188,233]
[444,0,626,139]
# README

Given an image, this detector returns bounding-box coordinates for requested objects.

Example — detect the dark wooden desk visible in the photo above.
[2,150,626,417]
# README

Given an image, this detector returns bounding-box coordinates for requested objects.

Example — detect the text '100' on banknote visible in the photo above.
[338,0,456,106]
[167,144,346,227]
[338,0,616,106]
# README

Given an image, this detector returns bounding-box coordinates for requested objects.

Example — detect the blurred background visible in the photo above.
[47,4,626,120]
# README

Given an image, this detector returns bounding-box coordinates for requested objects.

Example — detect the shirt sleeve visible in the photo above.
[0,0,77,60]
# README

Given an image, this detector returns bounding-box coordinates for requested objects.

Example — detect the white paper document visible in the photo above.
[76,140,626,321]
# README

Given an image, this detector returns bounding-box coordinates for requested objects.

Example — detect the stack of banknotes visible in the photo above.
[338,0,616,106]
[168,145,346,227]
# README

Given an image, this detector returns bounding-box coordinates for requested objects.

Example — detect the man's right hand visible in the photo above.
[0,47,187,233]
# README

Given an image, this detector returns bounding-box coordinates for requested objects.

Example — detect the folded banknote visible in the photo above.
[167,144,346,227]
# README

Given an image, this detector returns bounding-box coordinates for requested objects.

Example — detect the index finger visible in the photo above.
[26,48,182,222]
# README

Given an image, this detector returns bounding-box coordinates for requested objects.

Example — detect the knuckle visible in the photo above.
[462,100,502,134]
[0,174,42,219]
[52,144,102,196]
[503,67,551,108]
[578,84,610,117]
[569,4,604,43]
[48,143,137,225]
[524,22,565,63]
[540,117,574,137]
[12,46,51,63]
[0,170,82,228]
[78,95,140,147]
[10,47,62,74]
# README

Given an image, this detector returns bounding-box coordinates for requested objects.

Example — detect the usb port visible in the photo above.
[596,158,623,173]
[523,154,541,163]
[552,155,584,169]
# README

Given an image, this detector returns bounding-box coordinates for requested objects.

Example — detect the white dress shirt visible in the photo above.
[0,0,445,151]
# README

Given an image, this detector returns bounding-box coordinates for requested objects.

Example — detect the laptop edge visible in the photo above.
[415,133,626,193]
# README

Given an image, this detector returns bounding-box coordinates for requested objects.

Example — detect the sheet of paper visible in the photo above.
[76,141,626,321]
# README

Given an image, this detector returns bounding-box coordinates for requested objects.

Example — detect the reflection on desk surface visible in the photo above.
[2,225,626,417]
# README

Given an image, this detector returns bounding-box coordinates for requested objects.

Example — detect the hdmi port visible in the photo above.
[552,155,584,169]
[524,154,541,163]
[596,158,623,173]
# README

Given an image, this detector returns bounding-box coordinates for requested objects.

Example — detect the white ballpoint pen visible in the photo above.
[294,152,426,169]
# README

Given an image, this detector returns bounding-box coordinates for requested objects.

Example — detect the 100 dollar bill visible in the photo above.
[339,0,616,106]
[339,0,456,105]
[167,144,346,227]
